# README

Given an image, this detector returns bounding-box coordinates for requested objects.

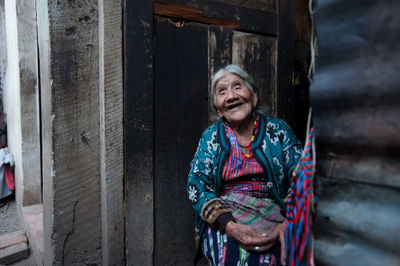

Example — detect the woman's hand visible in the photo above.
[225,221,287,265]
[225,221,275,252]
[266,222,287,266]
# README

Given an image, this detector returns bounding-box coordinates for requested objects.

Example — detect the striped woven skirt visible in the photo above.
[202,193,285,266]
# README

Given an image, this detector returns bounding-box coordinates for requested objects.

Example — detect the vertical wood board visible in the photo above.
[154,17,209,265]
[276,0,295,126]
[232,31,277,115]
[44,0,102,264]
[208,26,233,121]
[124,0,154,264]
[99,0,125,264]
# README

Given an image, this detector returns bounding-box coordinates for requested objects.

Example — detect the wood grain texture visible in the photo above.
[154,2,241,28]
[213,0,276,12]
[0,242,29,265]
[41,0,102,264]
[276,0,295,127]
[124,0,154,264]
[154,17,209,265]
[99,0,125,264]
[0,231,27,250]
[232,31,277,116]
[155,0,278,35]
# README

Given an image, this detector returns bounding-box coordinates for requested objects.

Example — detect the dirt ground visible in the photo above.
[0,195,35,265]
[0,195,22,235]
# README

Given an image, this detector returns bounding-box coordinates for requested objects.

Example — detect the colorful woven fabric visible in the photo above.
[202,192,285,266]
[222,179,272,198]
[285,126,318,266]
[202,224,283,266]
[222,117,263,181]
[222,193,284,234]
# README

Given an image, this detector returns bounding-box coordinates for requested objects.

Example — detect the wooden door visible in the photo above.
[125,1,294,265]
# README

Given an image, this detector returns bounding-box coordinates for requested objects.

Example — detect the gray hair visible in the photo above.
[210,64,264,116]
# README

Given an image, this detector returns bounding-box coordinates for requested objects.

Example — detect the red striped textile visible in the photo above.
[285,126,318,266]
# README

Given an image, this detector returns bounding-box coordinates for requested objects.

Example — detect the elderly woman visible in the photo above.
[187,65,303,266]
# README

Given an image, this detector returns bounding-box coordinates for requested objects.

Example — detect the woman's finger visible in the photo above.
[279,225,287,265]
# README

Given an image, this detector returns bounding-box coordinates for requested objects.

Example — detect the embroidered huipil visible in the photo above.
[221,117,269,199]
[187,115,303,263]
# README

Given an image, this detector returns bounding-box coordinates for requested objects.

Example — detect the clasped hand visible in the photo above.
[225,221,287,265]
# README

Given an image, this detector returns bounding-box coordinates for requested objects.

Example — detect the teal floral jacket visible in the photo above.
[187,115,303,236]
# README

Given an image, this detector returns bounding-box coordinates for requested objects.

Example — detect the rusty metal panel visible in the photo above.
[310,0,400,265]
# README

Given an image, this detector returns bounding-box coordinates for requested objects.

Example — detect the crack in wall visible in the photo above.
[61,194,79,266]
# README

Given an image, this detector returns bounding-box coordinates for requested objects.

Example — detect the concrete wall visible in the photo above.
[3,0,41,211]
[3,1,21,210]
[36,0,124,264]
[16,0,42,207]
[0,1,5,101]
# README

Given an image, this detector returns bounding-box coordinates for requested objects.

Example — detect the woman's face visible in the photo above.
[215,72,257,125]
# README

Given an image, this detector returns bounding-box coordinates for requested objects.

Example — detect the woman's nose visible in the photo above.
[226,88,237,101]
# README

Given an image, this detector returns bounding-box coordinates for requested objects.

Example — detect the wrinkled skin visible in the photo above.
[215,72,257,130]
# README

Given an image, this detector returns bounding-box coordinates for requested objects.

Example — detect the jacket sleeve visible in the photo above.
[279,121,303,177]
[187,129,233,230]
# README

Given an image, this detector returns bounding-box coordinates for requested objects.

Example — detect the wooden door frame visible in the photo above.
[124,1,294,264]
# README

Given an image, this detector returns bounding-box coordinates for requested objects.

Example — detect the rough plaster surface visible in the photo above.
[16,0,41,207]
[38,0,102,264]
[4,0,24,218]
[3,0,42,216]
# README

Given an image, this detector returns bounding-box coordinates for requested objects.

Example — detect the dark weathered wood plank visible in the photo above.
[208,26,233,120]
[154,2,240,28]
[0,231,27,250]
[99,0,125,264]
[39,1,102,264]
[276,0,295,127]
[154,0,278,35]
[212,0,276,13]
[208,26,233,77]
[124,0,154,264]
[154,16,209,265]
[0,242,29,265]
[232,31,277,116]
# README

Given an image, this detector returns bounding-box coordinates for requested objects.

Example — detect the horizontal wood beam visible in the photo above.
[153,2,241,29]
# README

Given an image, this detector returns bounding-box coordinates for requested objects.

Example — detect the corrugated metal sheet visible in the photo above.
[310,0,400,265]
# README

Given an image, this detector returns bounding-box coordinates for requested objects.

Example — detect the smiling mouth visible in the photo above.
[227,103,243,110]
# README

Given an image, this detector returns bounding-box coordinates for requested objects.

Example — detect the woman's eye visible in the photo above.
[217,89,225,95]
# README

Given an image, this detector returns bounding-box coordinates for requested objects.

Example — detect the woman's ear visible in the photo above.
[252,91,258,107]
